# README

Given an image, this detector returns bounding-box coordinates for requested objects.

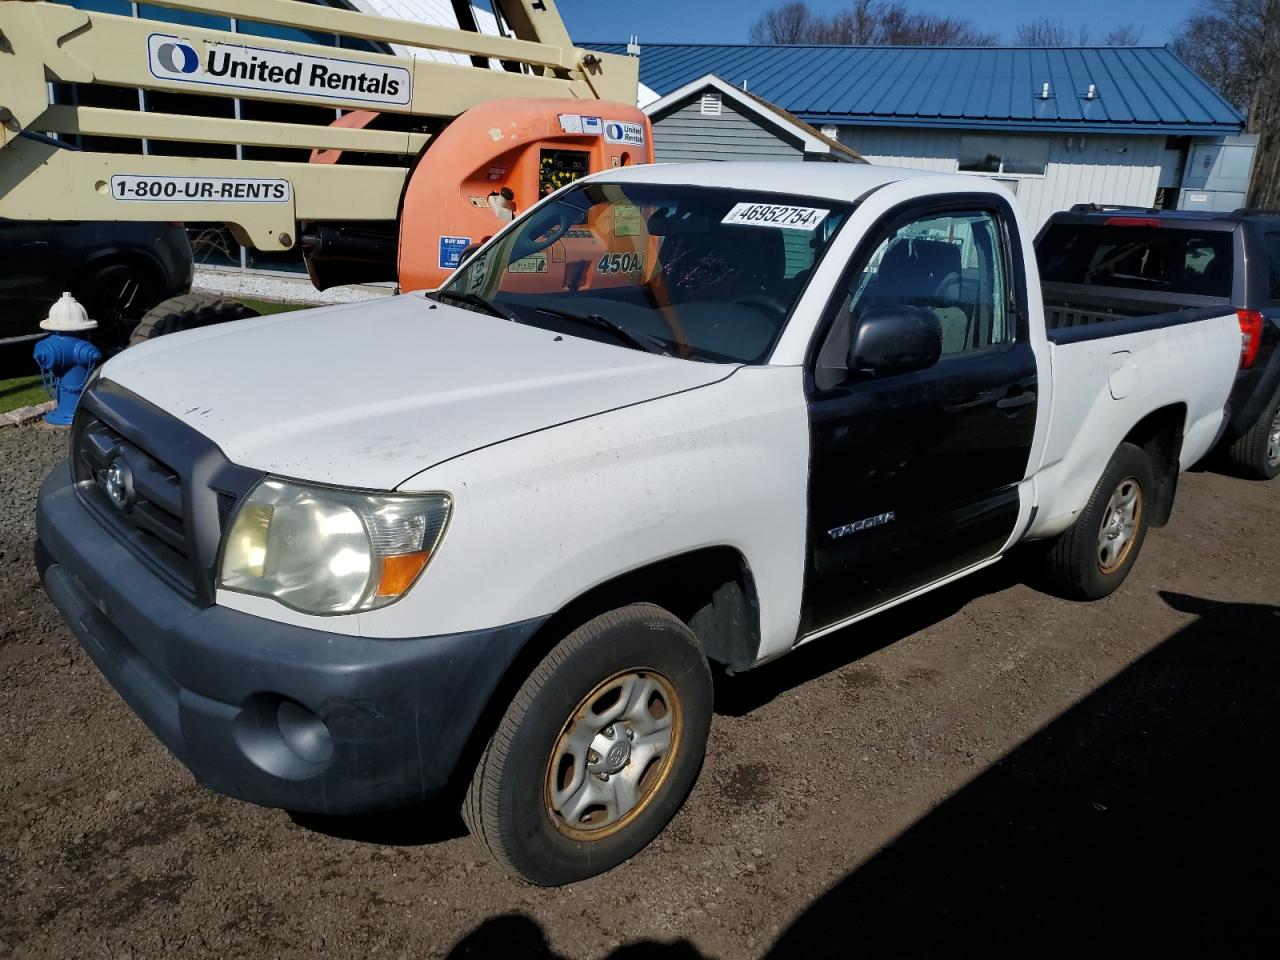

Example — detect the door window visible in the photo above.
[817,210,1010,385]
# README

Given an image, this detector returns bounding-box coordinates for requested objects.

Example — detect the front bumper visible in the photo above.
[37,461,543,814]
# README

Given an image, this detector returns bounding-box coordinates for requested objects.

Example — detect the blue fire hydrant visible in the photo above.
[33,292,101,426]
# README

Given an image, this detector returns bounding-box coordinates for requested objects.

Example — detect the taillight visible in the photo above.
[1238,310,1264,369]
[1103,216,1161,228]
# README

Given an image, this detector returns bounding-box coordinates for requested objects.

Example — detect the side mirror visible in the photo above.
[848,305,942,378]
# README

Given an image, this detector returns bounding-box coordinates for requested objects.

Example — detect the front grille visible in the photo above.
[69,380,264,607]
[72,413,197,599]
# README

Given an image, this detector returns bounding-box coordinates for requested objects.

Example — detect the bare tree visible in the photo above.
[1015,18,1142,45]
[748,1,997,47]
[1015,18,1089,45]
[1171,0,1267,112]
[748,2,818,44]
[1101,24,1144,45]
[1245,0,1278,207]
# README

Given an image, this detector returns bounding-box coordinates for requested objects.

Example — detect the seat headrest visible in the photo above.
[874,236,962,303]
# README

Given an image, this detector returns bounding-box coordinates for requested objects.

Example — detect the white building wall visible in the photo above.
[840,127,1164,231]
[347,0,500,63]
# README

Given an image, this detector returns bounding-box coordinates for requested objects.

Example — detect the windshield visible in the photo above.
[437,181,852,363]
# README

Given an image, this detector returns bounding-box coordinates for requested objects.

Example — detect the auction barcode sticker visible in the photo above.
[110,175,292,203]
[722,202,829,231]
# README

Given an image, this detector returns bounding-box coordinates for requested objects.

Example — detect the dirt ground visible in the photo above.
[1,423,1276,959]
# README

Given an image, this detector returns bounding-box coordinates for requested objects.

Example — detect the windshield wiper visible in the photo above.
[534,306,669,356]
[434,289,517,321]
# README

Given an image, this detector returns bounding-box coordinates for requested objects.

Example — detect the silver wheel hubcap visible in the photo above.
[547,671,678,838]
[1097,477,1142,574]
[1267,408,1280,468]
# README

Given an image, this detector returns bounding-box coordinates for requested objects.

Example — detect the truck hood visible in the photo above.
[100,294,735,489]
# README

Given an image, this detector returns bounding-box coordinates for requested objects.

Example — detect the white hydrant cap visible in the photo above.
[41,292,98,332]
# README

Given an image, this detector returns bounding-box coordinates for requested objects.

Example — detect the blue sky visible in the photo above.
[558,0,1196,46]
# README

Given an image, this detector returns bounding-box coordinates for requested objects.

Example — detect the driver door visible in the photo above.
[800,200,1039,636]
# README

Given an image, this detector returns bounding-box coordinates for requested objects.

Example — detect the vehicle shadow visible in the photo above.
[288,792,468,846]
[768,590,1280,957]
[442,591,1280,958]
[445,913,706,959]
[715,559,1023,716]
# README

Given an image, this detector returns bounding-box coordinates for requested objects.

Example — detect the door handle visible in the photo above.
[22,240,49,248]
[996,390,1036,411]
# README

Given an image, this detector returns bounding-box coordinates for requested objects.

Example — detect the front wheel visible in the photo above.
[463,604,713,886]
[1042,441,1155,600]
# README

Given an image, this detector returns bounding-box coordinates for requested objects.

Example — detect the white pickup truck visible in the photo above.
[36,163,1243,885]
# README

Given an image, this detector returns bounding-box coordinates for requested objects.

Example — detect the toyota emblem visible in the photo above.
[104,458,133,510]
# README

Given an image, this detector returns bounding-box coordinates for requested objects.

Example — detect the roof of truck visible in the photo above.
[589,161,975,202]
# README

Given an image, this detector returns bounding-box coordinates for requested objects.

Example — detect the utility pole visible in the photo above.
[1246,0,1279,208]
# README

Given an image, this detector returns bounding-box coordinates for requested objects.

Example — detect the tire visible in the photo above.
[1043,441,1155,600]
[128,293,260,346]
[83,261,166,354]
[463,603,713,886]
[1225,387,1280,481]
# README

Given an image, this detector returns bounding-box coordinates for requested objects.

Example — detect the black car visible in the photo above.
[1037,206,1280,479]
[0,219,193,353]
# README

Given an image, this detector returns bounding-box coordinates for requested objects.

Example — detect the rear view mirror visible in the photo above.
[848,305,942,377]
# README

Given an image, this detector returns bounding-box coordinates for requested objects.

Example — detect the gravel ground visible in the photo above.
[193,269,393,305]
[1,424,1277,959]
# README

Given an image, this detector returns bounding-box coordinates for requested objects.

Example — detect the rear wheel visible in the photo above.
[1043,442,1155,600]
[128,293,259,346]
[84,262,165,354]
[463,604,713,886]
[1225,388,1280,480]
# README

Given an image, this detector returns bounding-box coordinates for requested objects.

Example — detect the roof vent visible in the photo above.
[1085,83,1098,100]
[700,91,722,116]
[1040,82,1052,100]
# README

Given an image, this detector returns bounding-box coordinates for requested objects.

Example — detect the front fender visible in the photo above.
[383,366,811,663]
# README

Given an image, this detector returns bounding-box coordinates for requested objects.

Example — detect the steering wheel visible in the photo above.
[732,294,789,318]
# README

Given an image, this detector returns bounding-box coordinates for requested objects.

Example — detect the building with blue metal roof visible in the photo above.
[595,42,1252,226]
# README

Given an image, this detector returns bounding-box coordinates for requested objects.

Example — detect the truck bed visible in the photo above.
[1040,282,1233,344]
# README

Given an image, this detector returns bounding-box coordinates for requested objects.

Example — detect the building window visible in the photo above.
[700,92,722,116]
[958,135,1050,176]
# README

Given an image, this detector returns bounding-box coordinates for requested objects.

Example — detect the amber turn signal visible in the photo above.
[376,552,430,597]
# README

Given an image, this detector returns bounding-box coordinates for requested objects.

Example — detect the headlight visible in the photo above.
[218,478,451,615]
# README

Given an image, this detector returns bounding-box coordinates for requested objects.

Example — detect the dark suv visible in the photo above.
[1037,206,1280,479]
[0,219,194,353]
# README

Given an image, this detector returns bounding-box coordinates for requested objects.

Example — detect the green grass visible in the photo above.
[0,375,50,415]
[239,297,308,316]
[0,298,307,415]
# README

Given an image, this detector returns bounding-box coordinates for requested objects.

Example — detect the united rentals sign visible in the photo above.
[146,33,412,105]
